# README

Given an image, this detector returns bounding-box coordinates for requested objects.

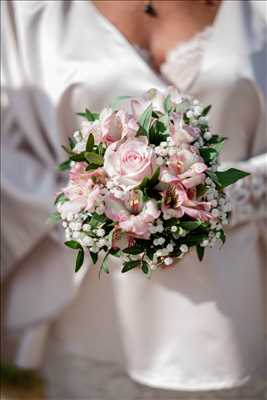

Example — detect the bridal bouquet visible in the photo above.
[54,88,249,276]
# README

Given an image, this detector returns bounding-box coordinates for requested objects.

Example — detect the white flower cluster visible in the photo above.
[62,212,111,254]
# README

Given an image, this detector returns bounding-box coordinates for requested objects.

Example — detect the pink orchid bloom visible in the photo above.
[161,145,207,189]
[170,112,200,146]
[59,163,102,217]
[162,183,212,222]
[105,193,160,239]
[100,108,138,145]
[112,227,135,250]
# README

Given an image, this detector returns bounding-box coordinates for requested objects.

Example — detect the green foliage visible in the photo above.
[65,240,82,250]
[47,211,61,224]
[202,104,212,116]
[54,192,68,205]
[84,152,103,165]
[163,95,173,113]
[90,252,98,264]
[215,168,250,188]
[58,159,71,171]
[121,260,140,273]
[196,245,205,261]
[111,95,131,111]
[86,133,94,152]
[138,104,153,135]
[179,220,202,231]
[199,147,218,164]
[75,248,84,272]
[77,108,99,121]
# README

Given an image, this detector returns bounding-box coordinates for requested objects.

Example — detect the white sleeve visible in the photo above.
[1,1,63,279]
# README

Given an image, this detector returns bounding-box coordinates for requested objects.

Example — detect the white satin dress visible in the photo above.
[1,1,267,399]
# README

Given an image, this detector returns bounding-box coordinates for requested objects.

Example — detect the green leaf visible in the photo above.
[121,260,140,273]
[58,159,71,171]
[90,252,98,264]
[65,240,82,250]
[102,253,110,274]
[61,145,74,155]
[215,168,250,188]
[123,245,144,255]
[149,167,160,187]
[90,213,107,228]
[68,136,76,149]
[139,104,153,135]
[141,261,149,275]
[47,211,61,224]
[77,109,99,121]
[196,184,209,198]
[70,153,85,162]
[163,95,173,113]
[196,245,205,261]
[202,104,212,116]
[86,133,94,152]
[84,152,103,165]
[111,95,131,111]
[199,147,218,164]
[75,248,84,272]
[217,229,226,245]
[110,248,122,257]
[210,139,225,153]
[175,100,191,113]
[180,220,202,231]
[54,192,68,205]
[206,170,222,188]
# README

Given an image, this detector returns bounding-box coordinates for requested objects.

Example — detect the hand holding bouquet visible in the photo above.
[54,88,249,276]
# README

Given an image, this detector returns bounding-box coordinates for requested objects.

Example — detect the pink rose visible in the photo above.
[161,145,207,189]
[100,108,138,145]
[162,183,212,221]
[104,137,156,189]
[105,193,160,238]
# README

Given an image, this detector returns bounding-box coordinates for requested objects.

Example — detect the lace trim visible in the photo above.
[134,26,213,91]
[160,26,213,91]
[223,154,267,226]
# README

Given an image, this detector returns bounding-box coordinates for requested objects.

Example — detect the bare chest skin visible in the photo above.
[92,0,222,70]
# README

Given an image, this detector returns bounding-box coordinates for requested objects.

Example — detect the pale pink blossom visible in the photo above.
[162,183,212,221]
[170,113,200,146]
[100,108,138,145]
[103,136,156,189]
[59,163,102,216]
[105,193,160,238]
[161,145,207,189]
